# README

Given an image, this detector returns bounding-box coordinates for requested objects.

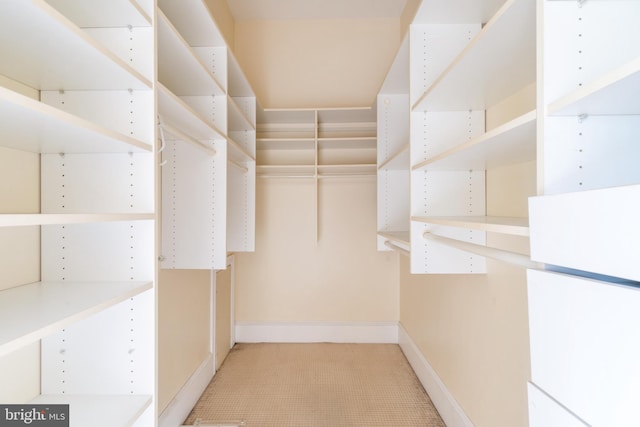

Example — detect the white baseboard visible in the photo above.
[159,353,215,427]
[398,323,474,427]
[235,321,398,344]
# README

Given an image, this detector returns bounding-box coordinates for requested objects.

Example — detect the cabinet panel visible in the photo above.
[528,269,640,426]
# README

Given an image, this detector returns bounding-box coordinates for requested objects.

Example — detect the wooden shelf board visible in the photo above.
[0,213,154,228]
[412,215,530,236]
[30,394,151,427]
[0,281,152,357]
[0,0,150,90]
[157,83,225,143]
[158,11,225,96]
[379,143,410,171]
[45,0,152,27]
[378,231,410,246]
[0,87,152,154]
[412,110,536,171]
[412,0,535,111]
[548,57,640,116]
[158,0,226,47]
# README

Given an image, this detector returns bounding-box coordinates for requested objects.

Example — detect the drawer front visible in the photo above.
[528,269,640,426]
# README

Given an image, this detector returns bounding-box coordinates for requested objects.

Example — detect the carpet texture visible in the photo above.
[184,343,446,426]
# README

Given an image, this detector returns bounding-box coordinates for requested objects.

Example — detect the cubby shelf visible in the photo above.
[412,215,529,237]
[0,0,151,91]
[0,281,152,357]
[0,86,152,154]
[158,10,225,96]
[30,394,152,427]
[412,110,536,171]
[548,57,640,116]
[412,0,535,111]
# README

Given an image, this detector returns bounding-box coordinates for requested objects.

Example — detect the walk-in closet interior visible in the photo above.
[0,0,638,426]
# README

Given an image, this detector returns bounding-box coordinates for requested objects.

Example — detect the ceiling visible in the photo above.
[226,0,408,21]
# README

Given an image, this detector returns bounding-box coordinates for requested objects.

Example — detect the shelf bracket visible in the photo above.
[423,232,541,269]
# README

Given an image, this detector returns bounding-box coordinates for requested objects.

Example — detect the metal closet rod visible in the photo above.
[384,240,410,257]
[422,232,541,269]
[160,122,217,157]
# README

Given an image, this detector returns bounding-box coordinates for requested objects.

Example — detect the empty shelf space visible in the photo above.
[257,138,316,150]
[412,110,536,171]
[158,0,226,47]
[318,164,377,177]
[318,136,377,149]
[30,394,151,427]
[45,0,151,27]
[412,0,535,111]
[0,281,152,357]
[158,11,225,96]
[0,213,154,228]
[0,0,150,91]
[379,144,410,171]
[0,87,152,154]
[548,57,640,116]
[412,215,530,236]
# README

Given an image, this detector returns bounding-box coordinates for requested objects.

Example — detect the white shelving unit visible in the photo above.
[376,0,536,273]
[257,107,377,178]
[158,0,256,269]
[528,1,640,425]
[0,0,156,425]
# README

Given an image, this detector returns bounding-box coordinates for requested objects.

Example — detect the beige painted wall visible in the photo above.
[233,18,400,108]
[158,269,212,412]
[399,87,536,427]
[236,177,398,323]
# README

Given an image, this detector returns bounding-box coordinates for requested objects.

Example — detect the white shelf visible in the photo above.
[257,164,316,178]
[228,137,256,163]
[30,394,151,427]
[548,57,640,116]
[0,87,152,154]
[158,83,225,142]
[257,138,316,150]
[318,137,377,150]
[318,164,377,177]
[228,96,256,132]
[378,231,410,246]
[412,0,535,111]
[45,0,152,27]
[0,281,152,357]
[158,0,226,47]
[412,215,530,236]
[158,11,225,96]
[0,0,151,91]
[0,213,154,228]
[379,143,410,171]
[412,110,536,171]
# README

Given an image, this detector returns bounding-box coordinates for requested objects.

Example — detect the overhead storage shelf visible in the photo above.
[412,0,535,111]
[0,281,152,357]
[0,213,154,228]
[0,0,151,90]
[548,57,640,116]
[0,87,152,154]
[157,11,225,96]
[157,83,225,142]
[45,0,152,27]
[30,394,151,427]
[413,215,529,236]
[412,110,536,171]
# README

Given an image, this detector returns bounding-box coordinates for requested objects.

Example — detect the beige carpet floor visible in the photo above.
[184,343,446,427]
